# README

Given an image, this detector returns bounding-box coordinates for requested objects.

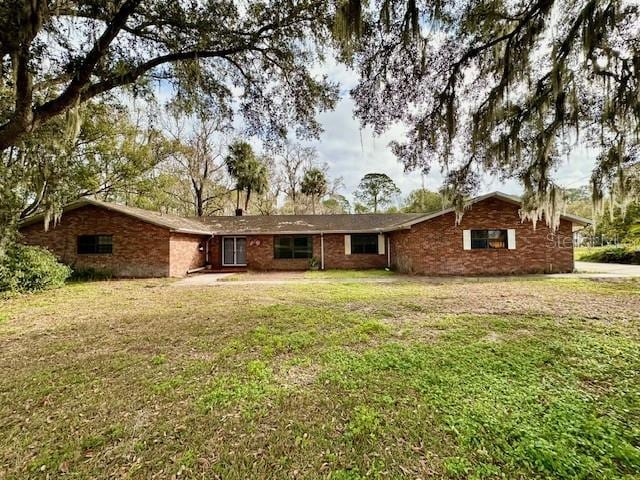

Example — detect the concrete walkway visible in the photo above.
[574,261,640,277]
[171,263,640,287]
[172,273,234,286]
[172,274,402,287]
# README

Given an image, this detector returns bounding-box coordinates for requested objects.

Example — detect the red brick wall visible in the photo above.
[246,235,322,270]
[208,236,222,269]
[18,198,574,276]
[389,197,574,275]
[210,233,388,271]
[169,233,207,277]
[19,205,171,277]
[322,234,388,269]
[207,236,250,270]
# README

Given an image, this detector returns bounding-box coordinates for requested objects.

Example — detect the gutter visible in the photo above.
[170,228,215,236]
[207,228,401,236]
[204,234,215,265]
[386,235,391,268]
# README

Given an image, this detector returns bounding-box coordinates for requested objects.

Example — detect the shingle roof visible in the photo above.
[19,198,213,235]
[19,191,591,235]
[391,191,592,228]
[195,213,425,234]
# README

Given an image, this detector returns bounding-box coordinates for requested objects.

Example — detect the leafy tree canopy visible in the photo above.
[337,0,640,228]
[300,167,328,213]
[0,0,340,150]
[225,140,269,212]
[322,194,351,213]
[354,172,400,212]
[1,100,169,251]
[402,188,447,213]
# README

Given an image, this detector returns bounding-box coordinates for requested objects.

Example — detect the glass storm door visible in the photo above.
[222,237,246,266]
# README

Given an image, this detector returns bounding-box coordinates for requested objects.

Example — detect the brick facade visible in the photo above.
[19,205,206,278]
[322,234,387,269]
[246,235,322,270]
[208,236,223,269]
[169,233,208,277]
[19,196,577,277]
[207,233,389,271]
[389,197,574,275]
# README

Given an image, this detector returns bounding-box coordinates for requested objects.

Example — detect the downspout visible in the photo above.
[205,234,214,265]
[320,232,325,270]
[386,234,391,268]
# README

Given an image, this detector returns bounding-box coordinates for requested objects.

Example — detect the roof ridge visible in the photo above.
[192,212,423,219]
[19,191,590,235]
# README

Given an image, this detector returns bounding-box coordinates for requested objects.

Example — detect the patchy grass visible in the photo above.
[1,277,639,479]
[304,269,394,279]
[217,271,305,281]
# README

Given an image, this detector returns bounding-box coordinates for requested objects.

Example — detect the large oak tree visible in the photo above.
[0,0,341,253]
[338,0,639,227]
[0,1,339,149]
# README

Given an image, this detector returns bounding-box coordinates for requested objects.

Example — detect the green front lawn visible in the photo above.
[1,278,639,479]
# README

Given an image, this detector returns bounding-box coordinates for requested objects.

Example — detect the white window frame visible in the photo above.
[222,236,247,266]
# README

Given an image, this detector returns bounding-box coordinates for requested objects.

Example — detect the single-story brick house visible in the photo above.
[18,191,590,277]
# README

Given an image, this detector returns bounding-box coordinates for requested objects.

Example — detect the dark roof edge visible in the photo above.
[389,191,592,229]
[19,191,592,235]
[18,198,213,235]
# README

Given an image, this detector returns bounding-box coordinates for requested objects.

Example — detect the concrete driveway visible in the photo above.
[575,261,640,277]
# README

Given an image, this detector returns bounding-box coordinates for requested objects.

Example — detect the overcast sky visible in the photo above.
[305,62,597,208]
[155,58,597,209]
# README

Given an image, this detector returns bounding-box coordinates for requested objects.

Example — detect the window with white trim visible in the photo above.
[470,230,508,249]
[350,234,379,254]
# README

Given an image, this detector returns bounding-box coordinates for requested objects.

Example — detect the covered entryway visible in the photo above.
[222,236,247,267]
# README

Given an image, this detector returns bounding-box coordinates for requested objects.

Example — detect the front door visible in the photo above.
[222,237,247,266]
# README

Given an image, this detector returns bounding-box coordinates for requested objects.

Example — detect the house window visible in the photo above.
[471,230,508,249]
[351,234,379,254]
[274,236,312,259]
[77,235,113,254]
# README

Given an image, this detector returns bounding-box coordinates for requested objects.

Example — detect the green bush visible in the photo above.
[576,245,640,265]
[0,244,71,293]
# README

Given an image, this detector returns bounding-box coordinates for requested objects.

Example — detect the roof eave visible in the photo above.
[384,191,594,229]
[170,229,214,236]
[561,215,592,227]
[209,228,393,236]
[18,199,92,229]
[19,198,213,234]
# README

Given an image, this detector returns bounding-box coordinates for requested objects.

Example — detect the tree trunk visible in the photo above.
[196,191,204,217]
[373,195,378,213]
[193,184,202,216]
[236,189,240,211]
[311,194,316,214]
[244,186,252,212]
